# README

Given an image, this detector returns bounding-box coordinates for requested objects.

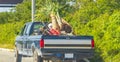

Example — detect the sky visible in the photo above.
[0,7,13,12]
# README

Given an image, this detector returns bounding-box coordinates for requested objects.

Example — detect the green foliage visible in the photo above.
[0,22,24,48]
[65,0,120,62]
[14,0,31,22]
[35,0,76,21]
[0,0,120,61]
[0,0,31,48]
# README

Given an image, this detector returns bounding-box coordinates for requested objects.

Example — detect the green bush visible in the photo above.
[0,22,24,48]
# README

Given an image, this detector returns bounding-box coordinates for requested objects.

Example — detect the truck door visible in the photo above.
[21,23,30,55]
[16,24,27,54]
[22,23,33,55]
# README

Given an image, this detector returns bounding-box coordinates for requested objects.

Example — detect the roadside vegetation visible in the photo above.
[0,0,120,62]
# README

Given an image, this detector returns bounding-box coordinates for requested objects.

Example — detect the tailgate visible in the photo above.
[42,36,94,49]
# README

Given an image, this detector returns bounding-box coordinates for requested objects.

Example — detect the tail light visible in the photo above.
[40,39,44,48]
[91,39,94,48]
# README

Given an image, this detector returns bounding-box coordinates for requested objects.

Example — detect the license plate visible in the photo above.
[65,53,73,58]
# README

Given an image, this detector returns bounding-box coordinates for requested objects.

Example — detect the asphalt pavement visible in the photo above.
[0,49,76,62]
[0,49,33,62]
[0,49,89,62]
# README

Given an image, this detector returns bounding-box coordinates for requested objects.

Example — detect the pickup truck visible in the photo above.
[15,22,94,62]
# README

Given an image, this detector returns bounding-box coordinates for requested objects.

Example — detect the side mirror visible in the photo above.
[15,32,19,35]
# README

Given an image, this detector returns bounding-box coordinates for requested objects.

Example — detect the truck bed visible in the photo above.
[37,35,94,59]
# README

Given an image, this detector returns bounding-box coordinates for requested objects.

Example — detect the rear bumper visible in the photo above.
[40,49,94,59]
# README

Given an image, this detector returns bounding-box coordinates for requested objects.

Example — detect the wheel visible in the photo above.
[77,59,89,62]
[51,57,62,62]
[15,48,22,62]
[33,51,43,62]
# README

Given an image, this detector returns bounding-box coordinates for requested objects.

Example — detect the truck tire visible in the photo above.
[77,59,87,62]
[15,49,22,62]
[51,57,62,62]
[33,51,43,62]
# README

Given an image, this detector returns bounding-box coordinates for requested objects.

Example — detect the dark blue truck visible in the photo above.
[15,22,94,62]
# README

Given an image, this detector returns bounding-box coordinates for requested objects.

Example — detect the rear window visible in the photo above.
[31,22,45,35]
[33,23,43,30]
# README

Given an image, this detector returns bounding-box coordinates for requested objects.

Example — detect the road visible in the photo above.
[0,50,33,62]
[0,49,90,62]
[0,50,52,62]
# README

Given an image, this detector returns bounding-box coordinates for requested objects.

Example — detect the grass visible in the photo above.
[0,44,14,49]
